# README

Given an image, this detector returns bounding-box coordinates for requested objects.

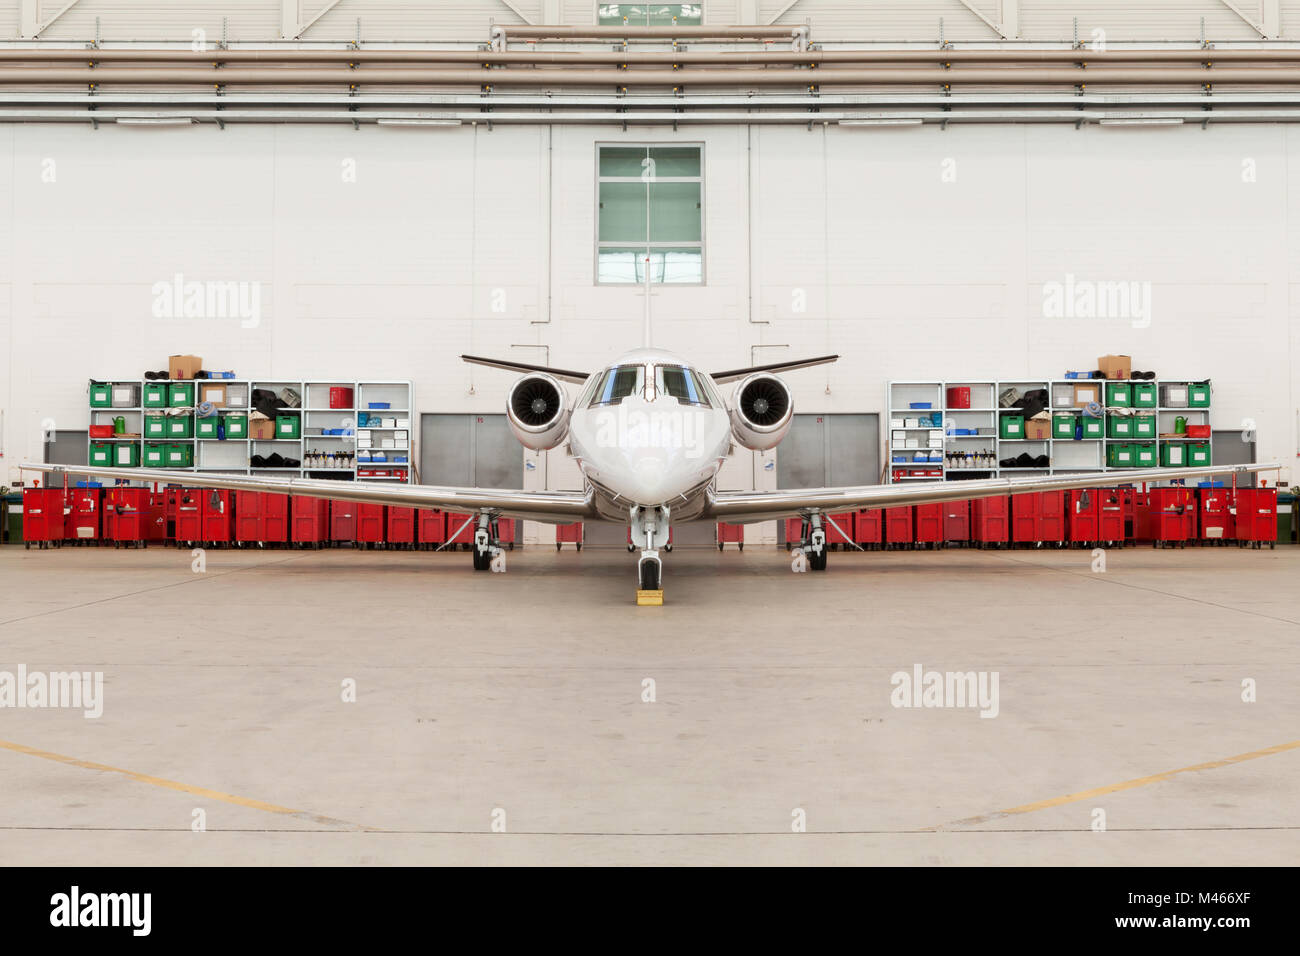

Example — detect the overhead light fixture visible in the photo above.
[376,118,462,127]
[1098,115,1184,126]
[839,117,924,127]
[114,115,197,126]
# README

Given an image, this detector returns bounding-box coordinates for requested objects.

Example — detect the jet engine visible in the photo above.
[506,373,570,451]
[729,372,794,451]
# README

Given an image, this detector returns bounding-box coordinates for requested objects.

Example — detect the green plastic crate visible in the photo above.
[1187,442,1211,467]
[142,382,168,408]
[1081,416,1104,439]
[1106,415,1134,439]
[1132,414,1156,439]
[143,415,167,439]
[1160,442,1188,467]
[142,443,168,467]
[223,414,247,439]
[1133,443,1157,467]
[165,444,193,467]
[276,415,301,440]
[195,417,220,439]
[89,441,113,466]
[1188,383,1210,407]
[89,383,113,407]
[1131,382,1157,408]
[1052,414,1078,439]
[168,382,195,407]
[1105,382,1132,407]
[113,443,139,468]
[1107,443,1136,467]
[166,415,194,439]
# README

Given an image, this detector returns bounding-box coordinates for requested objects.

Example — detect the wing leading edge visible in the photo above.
[19,463,593,524]
[705,463,1279,524]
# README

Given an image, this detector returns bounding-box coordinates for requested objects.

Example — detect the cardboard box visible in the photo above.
[1098,354,1131,380]
[249,419,275,440]
[199,383,227,408]
[1024,419,1051,440]
[168,354,202,380]
[1072,383,1101,407]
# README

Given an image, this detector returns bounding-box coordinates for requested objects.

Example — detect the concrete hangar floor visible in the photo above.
[0,542,1297,866]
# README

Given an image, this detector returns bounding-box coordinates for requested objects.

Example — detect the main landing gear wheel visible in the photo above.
[809,546,828,571]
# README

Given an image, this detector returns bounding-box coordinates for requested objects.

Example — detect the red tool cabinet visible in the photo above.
[1198,488,1234,544]
[1149,487,1193,548]
[417,509,446,548]
[971,496,1009,547]
[717,521,745,550]
[1038,490,1065,544]
[445,511,475,548]
[175,489,204,544]
[330,500,356,545]
[355,503,386,547]
[22,487,64,548]
[943,500,970,546]
[201,489,234,545]
[1098,490,1125,545]
[65,487,102,545]
[105,487,165,547]
[555,522,583,550]
[855,510,882,548]
[291,496,330,547]
[914,503,943,547]
[822,512,854,548]
[387,506,416,548]
[1011,493,1040,545]
[1234,488,1277,548]
[1067,489,1098,545]
[235,491,289,546]
[884,506,912,547]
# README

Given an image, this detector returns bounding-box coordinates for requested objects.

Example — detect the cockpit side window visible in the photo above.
[657,365,710,407]
[589,364,644,407]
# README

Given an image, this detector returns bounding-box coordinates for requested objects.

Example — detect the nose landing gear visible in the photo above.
[631,504,669,605]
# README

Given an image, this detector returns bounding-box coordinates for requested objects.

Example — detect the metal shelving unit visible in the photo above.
[87,378,413,484]
[886,379,1213,484]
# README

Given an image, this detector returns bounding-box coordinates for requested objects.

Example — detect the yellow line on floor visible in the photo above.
[935,738,1300,829]
[0,738,375,831]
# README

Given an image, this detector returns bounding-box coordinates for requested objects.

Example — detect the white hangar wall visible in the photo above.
[0,120,1296,487]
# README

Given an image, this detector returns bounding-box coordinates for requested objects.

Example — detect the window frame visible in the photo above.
[597,4,705,27]
[594,142,706,286]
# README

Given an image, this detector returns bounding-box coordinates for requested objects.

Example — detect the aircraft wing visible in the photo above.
[704,463,1279,523]
[19,463,594,524]
[710,354,839,384]
[460,354,590,385]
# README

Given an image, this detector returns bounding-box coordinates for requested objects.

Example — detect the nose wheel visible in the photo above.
[630,505,669,604]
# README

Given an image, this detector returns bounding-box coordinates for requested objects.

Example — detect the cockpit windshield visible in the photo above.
[589,364,644,407]
[657,365,710,407]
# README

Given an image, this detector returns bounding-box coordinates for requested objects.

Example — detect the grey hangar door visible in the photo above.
[777,414,879,542]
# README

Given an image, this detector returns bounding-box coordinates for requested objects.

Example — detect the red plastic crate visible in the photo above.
[64,487,102,544]
[262,493,289,543]
[356,503,386,545]
[387,506,416,547]
[234,490,263,544]
[855,510,882,547]
[22,488,64,546]
[1011,493,1040,544]
[943,500,969,546]
[971,496,1010,547]
[329,386,354,409]
[417,509,446,547]
[1234,488,1277,547]
[1038,490,1065,543]
[914,503,943,545]
[291,496,330,546]
[945,386,971,409]
[329,500,356,544]
[555,522,583,549]
[884,505,912,545]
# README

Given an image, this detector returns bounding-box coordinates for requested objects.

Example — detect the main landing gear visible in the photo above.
[472,512,508,573]
[790,513,827,573]
[630,504,669,605]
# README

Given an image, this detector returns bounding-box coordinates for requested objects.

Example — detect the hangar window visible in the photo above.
[597,144,703,284]
[598,4,704,27]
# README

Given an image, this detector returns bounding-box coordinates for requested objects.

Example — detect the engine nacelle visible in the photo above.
[729,372,793,451]
[506,373,570,451]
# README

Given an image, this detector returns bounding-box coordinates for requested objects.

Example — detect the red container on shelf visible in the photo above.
[884,505,913,545]
[356,503,386,544]
[1185,424,1211,439]
[387,506,416,546]
[555,522,583,549]
[971,496,1010,546]
[329,500,356,544]
[445,511,475,545]
[855,510,882,547]
[943,499,970,545]
[22,488,65,545]
[945,386,972,409]
[914,503,943,544]
[291,495,329,546]
[329,386,354,409]
[417,509,446,547]
[88,424,115,438]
